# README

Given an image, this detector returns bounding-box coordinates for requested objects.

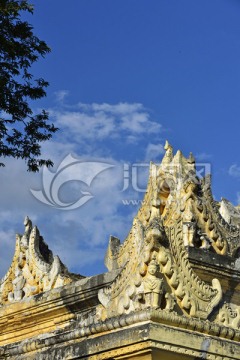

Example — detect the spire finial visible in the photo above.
[164,140,172,151]
[162,140,173,165]
[188,152,195,164]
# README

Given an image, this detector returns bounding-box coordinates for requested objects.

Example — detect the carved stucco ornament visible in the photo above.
[0,217,82,305]
[216,302,240,329]
[98,142,229,321]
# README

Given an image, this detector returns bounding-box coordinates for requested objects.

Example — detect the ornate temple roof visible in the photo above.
[0,216,83,306]
[0,142,240,359]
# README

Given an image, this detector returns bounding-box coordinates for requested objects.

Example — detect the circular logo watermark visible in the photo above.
[30,154,114,210]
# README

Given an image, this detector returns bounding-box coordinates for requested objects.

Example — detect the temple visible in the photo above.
[0,142,240,359]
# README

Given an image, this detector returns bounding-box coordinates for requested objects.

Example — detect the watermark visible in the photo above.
[122,199,145,206]
[30,154,114,210]
[31,154,211,210]
[121,162,211,208]
[121,162,211,192]
[122,163,149,192]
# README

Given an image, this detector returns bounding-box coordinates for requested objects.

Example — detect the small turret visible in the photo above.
[188,152,195,164]
[161,140,173,165]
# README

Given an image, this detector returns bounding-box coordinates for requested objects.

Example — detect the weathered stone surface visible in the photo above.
[0,141,240,359]
[0,216,83,307]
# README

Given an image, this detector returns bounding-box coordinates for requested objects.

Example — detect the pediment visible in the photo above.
[98,141,240,327]
[0,216,83,305]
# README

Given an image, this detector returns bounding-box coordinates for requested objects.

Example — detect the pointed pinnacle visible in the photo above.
[188,152,195,164]
[164,140,172,151]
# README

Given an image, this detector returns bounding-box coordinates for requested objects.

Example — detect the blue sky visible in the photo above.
[0,0,240,278]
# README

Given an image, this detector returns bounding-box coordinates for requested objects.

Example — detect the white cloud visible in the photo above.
[229,164,240,178]
[0,99,163,278]
[40,140,78,166]
[0,228,16,277]
[144,143,165,161]
[195,152,212,161]
[49,102,161,144]
[54,90,69,102]
[79,102,144,114]
[53,110,115,141]
[0,154,143,277]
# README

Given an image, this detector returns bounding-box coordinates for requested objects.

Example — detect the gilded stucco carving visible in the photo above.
[98,142,227,320]
[0,217,81,305]
[0,142,240,359]
[142,258,164,308]
[216,303,240,329]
